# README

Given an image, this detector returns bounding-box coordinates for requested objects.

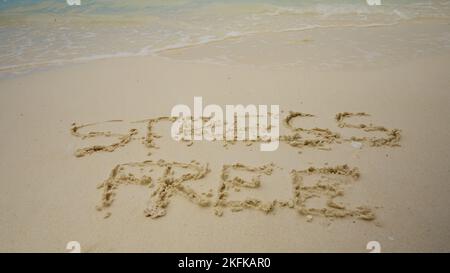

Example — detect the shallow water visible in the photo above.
[1,0,450,76]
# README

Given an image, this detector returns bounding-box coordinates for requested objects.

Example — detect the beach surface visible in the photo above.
[0,1,450,252]
[1,51,449,252]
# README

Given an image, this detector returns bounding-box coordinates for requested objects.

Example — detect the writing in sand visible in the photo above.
[70,111,401,222]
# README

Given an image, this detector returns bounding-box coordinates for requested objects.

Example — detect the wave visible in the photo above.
[1,0,450,76]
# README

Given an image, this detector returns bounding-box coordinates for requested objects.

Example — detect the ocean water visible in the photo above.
[1,0,450,76]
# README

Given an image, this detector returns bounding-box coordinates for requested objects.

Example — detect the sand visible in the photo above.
[1,30,450,252]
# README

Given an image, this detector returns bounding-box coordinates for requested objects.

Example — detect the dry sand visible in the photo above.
[0,38,450,252]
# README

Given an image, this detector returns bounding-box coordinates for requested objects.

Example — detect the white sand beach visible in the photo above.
[0,0,449,252]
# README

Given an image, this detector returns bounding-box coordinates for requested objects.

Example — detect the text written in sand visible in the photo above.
[70,111,401,222]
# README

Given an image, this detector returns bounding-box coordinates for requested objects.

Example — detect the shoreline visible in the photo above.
[2,19,450,80]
